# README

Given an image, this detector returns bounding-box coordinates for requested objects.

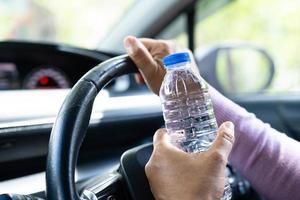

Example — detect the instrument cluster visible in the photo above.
[0,63,71,90]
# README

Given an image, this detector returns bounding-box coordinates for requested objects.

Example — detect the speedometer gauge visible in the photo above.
[23,67,71,89]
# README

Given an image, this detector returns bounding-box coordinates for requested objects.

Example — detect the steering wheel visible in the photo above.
[45,55,259,200]
[46,55,156,200]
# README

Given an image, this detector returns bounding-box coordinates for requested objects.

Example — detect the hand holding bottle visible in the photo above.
[146,122,234,200]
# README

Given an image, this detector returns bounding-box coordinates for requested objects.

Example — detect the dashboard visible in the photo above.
[0,41,161,184]
[0,41,155,164]
[0,41,117,90]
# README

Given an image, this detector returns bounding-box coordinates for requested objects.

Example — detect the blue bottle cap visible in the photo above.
[163,52,191,68]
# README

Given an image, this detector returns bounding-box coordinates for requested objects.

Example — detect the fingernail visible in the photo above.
[124,38,134,55]
[225,121,234,131]
[125,36,140,55]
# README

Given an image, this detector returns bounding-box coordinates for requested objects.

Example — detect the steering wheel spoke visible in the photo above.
[80,172,127,200]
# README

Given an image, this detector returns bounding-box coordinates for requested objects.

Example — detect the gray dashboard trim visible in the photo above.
[0,90,162,136]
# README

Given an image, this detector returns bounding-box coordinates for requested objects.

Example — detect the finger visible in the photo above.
[123,36,156,75]
[139,38,159,50]
[209,121,235,161]
[152,129,185,154]
[134,73,146,85]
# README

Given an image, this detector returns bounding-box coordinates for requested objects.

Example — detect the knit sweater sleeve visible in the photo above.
[210,87,300,200]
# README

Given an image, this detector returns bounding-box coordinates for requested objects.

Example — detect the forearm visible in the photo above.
[210,87,300,200]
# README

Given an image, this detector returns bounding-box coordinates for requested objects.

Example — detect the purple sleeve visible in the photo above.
[209,87,300,200]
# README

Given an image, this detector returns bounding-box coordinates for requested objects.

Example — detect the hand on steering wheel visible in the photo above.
[124,36,200,95]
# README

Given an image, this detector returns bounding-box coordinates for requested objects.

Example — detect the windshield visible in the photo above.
[0,0,134,49]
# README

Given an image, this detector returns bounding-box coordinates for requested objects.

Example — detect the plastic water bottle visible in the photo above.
[160,52,232,200]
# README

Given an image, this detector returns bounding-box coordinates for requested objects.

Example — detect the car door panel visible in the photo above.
[235,95,300,141]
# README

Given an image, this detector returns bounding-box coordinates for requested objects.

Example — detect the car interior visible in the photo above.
[0,0,300,199]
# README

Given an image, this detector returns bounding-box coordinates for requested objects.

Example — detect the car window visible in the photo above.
[0,0,134,49]
[194,0,300,95]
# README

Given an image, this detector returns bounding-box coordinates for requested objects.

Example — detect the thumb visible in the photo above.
[209,121,235,161]
[123,36,156,76]
[153,128,170,149]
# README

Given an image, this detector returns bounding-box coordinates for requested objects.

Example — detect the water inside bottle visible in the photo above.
[160,65,232,200]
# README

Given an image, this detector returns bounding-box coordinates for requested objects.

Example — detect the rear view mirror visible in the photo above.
[196,44,275,94]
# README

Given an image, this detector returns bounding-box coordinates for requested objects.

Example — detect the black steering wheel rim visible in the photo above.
[46,55,138,200]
